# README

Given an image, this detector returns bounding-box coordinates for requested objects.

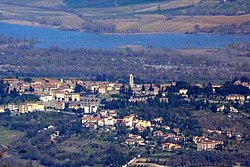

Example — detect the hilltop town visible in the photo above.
[0,74,249,166]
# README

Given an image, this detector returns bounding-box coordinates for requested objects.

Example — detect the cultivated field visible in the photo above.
[0,0,249,33]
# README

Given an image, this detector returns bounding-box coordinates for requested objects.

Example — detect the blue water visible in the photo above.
[0,22,250,49]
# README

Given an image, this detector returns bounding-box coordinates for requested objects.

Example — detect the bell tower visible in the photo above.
[129,74,134,87]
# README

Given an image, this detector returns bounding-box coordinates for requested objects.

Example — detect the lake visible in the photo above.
[1,22,250,49]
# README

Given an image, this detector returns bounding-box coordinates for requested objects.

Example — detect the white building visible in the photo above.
[83,105,98,113]
[104,117,117,126]
[40,95,53,102]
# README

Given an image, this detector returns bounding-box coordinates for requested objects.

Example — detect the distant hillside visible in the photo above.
[0,0,249,34]
[165,0,250,16]
[63,0,168,8]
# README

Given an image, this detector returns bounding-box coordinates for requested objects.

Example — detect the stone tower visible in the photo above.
[129,74,134,87]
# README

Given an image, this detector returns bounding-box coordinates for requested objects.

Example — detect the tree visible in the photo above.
[127,86,133,96]
[74,84,85,93]
[204,82,213,96]
[119,84,126,94]
[10,88,19,98]
[141,84,145,91]
[29,86,34,92]
[149,84,154,91]
[240,76,250,82]
[194,24,201,33]
[24,77,32,83]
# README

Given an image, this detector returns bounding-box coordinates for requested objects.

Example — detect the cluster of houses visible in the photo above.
[0,77,121,114]
[125,134,145,146]
[81,113,152,132]
[1,75,250,115]
[0,75,249,153]
[192,128,244,151]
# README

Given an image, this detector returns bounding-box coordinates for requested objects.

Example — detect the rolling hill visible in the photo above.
[0,0,249,34]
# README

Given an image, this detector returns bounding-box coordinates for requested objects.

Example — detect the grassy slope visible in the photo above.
[0,127,24,146]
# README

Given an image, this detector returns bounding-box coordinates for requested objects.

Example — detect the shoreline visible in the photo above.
[1,20,249,37]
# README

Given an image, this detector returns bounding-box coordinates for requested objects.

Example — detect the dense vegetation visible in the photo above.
[192,21,250,35]
[1,40,250,83]
[0,112,143,166]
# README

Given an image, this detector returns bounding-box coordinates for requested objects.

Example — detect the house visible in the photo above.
[230,107,238,113]
[161,142,181,151]
[43,100,65,110]
[193,136,223,151]
[6,104,19,112]
[212,84,222,92]
[169,136,185,141]
[193,136,208,144]
[162,125,171,130]
[98,119,105,126]
[159,98,169,103]
[234,81,250,89]
[50,131,60,142]
[108,110,117,117]
[3,78,18,84]
[125,134,145,146]
[124,139,135,146]
[203,129,222,135]
[159,133,176,140]
[135,120,151,128]
[154,117,163,123]
[197,140,223,151]
[82,95,100,105]
[160,83,175,91]
[153,130,163,136]
[98,87,106,94]
[0,106,5,113]
[53,92,66,101]
[179,89,188,95]
[68,102,81,110]
[83,105,98,113]
[123,115,135,127]
[56,101,65,110]
[226,94,245,102]
[217,105,226,112]
[104,116,117,126]
[81,114,92,123]
[40,95,53,102]
[173,128,180,133]
[81,115,101,125]
[65,93,80,102]
[19,102,45,113]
